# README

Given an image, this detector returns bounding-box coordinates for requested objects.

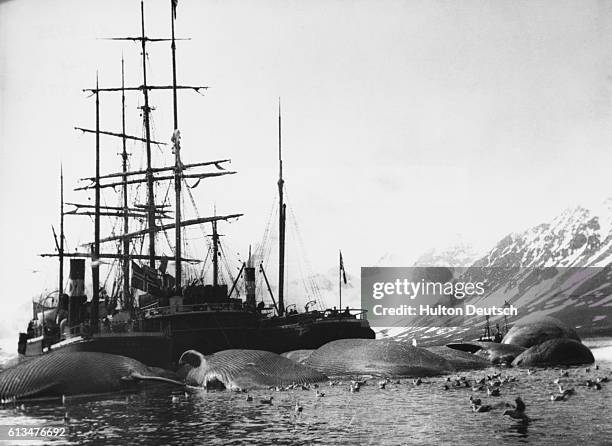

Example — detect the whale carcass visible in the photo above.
[512,338,595,367]
[0,352,183,403]
[502,314,580,348]
[304,339,454,377]
[179,349,328,391]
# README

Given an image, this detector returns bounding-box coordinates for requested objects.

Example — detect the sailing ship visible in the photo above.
[17,0,374,369]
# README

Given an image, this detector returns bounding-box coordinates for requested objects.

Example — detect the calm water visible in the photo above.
[1,340,611,446]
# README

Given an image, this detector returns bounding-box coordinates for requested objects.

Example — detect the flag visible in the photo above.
[131,261,162,294]
[340,250,347,284]
[172,0,178,19]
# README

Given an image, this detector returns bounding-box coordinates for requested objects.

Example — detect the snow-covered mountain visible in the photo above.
[414,241,482,268]
[474,198,612,269]
[386,200,612,345]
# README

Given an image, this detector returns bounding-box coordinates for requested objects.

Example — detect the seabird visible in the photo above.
[260,396,274,405]
[469,396,482,406]
[487,387,500,397]
[503,397,530,422]
[558,385,575,397]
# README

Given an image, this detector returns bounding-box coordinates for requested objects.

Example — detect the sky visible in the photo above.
[2,0,612,342]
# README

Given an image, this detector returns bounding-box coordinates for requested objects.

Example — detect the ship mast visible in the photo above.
[59,164,64,299]
[277,99,285,317]
[171,0,182,293]
[91,73,101,333]
[212,219,219,287]
[66,2,242,302]
[140,0,156,268]
[121,57,131,311]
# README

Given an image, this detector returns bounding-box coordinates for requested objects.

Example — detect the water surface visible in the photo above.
[1,340,611,445]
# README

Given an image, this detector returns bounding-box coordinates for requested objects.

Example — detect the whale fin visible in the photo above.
[445,342,484,354]
[127,373,185,387]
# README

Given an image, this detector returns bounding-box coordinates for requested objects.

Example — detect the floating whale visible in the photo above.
[502,314,580,348]
[425,345,490,370]
[473,342,526,365]
[512,338,595,367]
[0,352,183,403]
[446,341,526,365]
[281,349,314,364]
[179,349,328,391]
[304,339,454,377]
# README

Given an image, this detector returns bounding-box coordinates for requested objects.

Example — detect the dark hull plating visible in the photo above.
[29,313,375,369]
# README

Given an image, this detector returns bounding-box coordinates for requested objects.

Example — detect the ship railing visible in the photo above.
[320,308,368,320]
[66,323,91,338]
[143,301,245,318]
[64,318,154,337]
[99,320,133,334]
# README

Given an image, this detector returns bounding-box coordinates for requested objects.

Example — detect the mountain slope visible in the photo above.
[385,200,612,345]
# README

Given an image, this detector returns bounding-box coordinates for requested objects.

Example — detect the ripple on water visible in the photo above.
[0,342,611,445]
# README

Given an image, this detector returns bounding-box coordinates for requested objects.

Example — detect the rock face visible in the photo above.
[502,314,580,348]
[179,349,327,391]
[512,338,595,367]
[304,339,454,377]
[426,346,489,370]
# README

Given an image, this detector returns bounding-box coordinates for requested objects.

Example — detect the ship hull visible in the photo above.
[25,333,173,369]
[29,313,375,369]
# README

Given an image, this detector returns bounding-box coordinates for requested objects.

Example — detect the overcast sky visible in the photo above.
[2,0,612,339]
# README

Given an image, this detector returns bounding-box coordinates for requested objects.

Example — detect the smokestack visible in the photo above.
[245,247,256,307]
[68,259,86,297]
[67,259,86,326]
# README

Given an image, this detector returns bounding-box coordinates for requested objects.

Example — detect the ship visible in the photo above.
[17,0,374,369]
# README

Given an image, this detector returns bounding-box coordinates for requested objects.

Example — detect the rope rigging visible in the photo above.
[284,188,326,311]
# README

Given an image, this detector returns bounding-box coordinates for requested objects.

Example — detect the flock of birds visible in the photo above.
[448,365,609,422]
[5,363,609,430]
[232,363,610,423]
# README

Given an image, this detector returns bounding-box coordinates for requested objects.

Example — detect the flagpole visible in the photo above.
[339,250,342,310]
